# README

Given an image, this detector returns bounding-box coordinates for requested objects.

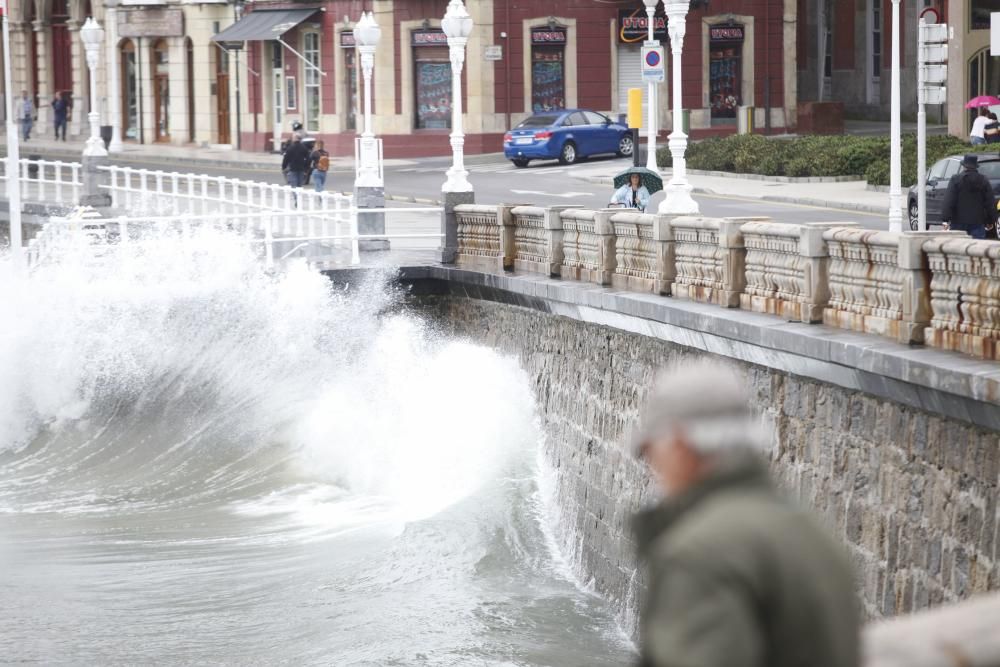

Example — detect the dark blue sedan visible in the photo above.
[503,109,634,168]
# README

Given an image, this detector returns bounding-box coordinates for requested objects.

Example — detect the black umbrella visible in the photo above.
[613,166,663,194]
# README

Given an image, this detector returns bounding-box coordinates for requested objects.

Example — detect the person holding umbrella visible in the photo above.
[611,166,662,212]
[965,95,1000,145]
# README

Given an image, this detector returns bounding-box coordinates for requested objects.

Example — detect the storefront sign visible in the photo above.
[412,30,448,46]
[618,8,667,43]
[340,31,355,48]
[118,8,184,38]
[710,25,745,42]
[531,29,566,45]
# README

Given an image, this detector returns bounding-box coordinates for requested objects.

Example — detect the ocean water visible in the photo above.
[0,228,633,666]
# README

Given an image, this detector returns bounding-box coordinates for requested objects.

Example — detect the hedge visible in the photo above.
[656,134,994,187]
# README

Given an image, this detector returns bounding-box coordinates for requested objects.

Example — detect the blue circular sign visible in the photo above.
[645,51,661,67]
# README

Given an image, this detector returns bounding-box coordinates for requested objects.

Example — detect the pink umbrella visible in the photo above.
[966,95,1000,109]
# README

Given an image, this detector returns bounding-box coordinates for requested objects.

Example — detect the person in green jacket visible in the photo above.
[632,360,860,667]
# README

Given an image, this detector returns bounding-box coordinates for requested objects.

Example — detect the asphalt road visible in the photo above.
[104,152,886,229]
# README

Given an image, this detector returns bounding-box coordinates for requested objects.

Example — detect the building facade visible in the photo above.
[224,0,798,156]
[947,0,1000,137]
[1,0,798,156]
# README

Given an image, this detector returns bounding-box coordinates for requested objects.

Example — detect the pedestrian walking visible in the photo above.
[970,107,991,145]
[19,90,34,141]
[942,154,998,239]
[281,135,310,188]
[632,360,860,667]
[310,140,330,193]
[52,91,69,141]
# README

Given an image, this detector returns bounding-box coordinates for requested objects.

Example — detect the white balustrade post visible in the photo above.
[888,0,903,232]
[659,1,699,215]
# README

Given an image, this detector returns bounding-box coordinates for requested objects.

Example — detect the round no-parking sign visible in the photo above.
[641,44,665,83]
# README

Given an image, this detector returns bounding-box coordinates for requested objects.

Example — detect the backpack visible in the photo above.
[316,153,330,172]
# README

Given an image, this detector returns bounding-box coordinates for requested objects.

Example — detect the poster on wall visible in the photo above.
[416,62,452,129]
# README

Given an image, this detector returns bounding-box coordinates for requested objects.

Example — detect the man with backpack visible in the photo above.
[281,135,311,189]
[310,140,330,192]
[941,154,998,239]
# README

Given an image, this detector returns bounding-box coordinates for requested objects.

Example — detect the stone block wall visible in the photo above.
[420,294,1000,638]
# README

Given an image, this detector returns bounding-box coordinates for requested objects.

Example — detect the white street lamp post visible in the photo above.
[2,0,24,269]
[441,0,473,193]
[354,11,382,188]
[642,0,658,172]
[80,17,107,157]
[659,0,699,214]
[888,0,902,232]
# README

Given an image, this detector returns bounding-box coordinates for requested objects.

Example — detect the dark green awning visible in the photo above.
[212,8,320,43]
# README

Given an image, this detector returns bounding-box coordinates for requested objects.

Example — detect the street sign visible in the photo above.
[921,64,948,84]
[924,86,947,105]
[920,44,948,63]
[484,45,502,61]
[920,22,948,43]
[641,43,665,83]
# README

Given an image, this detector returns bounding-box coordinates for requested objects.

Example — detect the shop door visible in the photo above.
[217,74,230,144]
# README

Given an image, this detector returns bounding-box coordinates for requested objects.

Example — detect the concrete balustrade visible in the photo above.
[741,221,854,323]
[454,204,506,272]
[610,211,674,295]
[448,204,1000,360]
[561,208,616,285]
[924,237,1000,359]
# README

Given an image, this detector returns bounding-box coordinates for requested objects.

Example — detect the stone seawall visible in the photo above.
[418,294,1000,638]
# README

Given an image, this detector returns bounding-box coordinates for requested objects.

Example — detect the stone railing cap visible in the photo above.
[510,205,546,216]
[670,215,722,230]
[741,221,802,237]
[610,211,656,225]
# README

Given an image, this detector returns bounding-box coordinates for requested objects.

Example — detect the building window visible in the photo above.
[303,32,320,132]
[286,76,297,110]
[972,1,1000,30]
[121,39,138,140]
[531,28,566,112]
[824,17,832,79]
[412,30,451,129]
[709,24,744,121]
[342,31,358,131]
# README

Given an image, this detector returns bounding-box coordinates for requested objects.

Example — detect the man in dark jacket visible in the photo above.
[281,135,311,189]
[632,361,860,667]
[941,154,997,239]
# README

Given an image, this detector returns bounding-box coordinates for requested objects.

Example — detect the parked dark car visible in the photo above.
[503,109,633,167]
[908,154,1000,229]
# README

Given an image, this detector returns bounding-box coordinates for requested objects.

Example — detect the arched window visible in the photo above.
[152,39,170,141]
[120,39,138,140]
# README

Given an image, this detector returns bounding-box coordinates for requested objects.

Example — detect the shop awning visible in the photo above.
[212,8,320,43]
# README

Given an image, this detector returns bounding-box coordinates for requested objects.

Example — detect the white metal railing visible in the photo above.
[26,206,444,272]
[97,164,354,217]
[0,156,82,205]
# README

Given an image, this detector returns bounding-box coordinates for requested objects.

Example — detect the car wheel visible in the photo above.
[908,199,919,231]
[559,141,578,165]
[512,158,530,168]
[617,134,634,157]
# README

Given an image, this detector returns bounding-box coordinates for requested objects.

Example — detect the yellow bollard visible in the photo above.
[627,88,643,129]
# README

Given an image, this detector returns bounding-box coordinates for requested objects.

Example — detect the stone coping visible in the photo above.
[323,264,1000,432]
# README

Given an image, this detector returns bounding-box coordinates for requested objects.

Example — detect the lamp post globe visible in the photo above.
[356,11,381,48]
[442,0,473,194]
[81,17,108,157]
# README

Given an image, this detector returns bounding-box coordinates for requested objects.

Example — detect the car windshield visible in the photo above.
[980,161,1000,179]
[516,114,561,128]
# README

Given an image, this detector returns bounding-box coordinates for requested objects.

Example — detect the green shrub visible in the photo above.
[668,132,998,187]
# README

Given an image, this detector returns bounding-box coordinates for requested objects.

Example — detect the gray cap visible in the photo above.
[630,360,760,458]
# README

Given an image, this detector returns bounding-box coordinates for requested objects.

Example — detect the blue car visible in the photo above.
[503,109,634,168]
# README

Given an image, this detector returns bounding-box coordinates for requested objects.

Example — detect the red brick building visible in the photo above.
[220,0,798,156]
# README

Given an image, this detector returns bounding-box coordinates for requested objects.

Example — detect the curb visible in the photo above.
[1,146,283,172]
[386,194,442,206]
[685,169,864,184]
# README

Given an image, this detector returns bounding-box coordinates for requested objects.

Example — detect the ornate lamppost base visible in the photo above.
[659,184,699,215]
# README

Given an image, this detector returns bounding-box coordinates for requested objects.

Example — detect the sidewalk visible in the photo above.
[572,162,891,215]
